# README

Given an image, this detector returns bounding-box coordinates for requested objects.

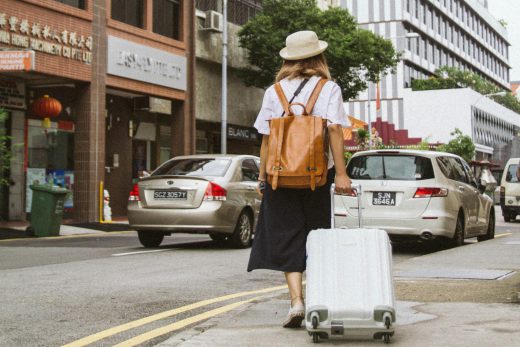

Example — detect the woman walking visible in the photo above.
[247,30,352,328]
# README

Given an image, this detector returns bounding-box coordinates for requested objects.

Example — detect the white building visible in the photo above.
[340,0,511,129]
[404,87,519,158]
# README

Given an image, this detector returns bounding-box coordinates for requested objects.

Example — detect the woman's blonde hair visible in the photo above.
[275,54,331,82]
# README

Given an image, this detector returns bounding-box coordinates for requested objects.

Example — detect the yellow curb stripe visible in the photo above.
[112,297,259,347]
[0,231,133,243]
[495,232,513,238]
[61,285,287,347]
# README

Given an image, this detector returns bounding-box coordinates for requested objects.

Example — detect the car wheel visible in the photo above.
[449,213,464,248]
[210,234,227,242]
[478,209,495,242]
[228,210,253,249]
[504,212,513,222]
[137,231,164,248]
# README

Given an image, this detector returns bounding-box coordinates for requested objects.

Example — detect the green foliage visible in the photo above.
[344,151,353,164]
[0,108,11,186]
[437,128,475,163]
[238,0,400,100]
[411,66,520,114]
[355,128,369,149]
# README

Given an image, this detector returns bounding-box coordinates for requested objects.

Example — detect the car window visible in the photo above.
[347,155,434,180]
[505,164,520,183]
[436,157,468,183]
[153,158,231,177]
[461,160,478,188]
[242,159,259,181]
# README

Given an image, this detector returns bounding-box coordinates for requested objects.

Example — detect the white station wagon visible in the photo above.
[335,150,495,247]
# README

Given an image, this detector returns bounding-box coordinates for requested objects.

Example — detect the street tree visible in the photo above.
[237,0,400,100]
[437,128,476,164]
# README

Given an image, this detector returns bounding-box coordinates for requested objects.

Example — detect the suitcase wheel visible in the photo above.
[383,333,391,344]
[311,315,319,329]
[385,316,391,329]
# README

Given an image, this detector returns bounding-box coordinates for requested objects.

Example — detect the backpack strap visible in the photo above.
[274,83,291,117]
[309,117,316,190]
[305,78,328,115]
[271,118,285,190]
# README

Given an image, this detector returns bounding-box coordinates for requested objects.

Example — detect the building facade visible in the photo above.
[340,0,511,129]
[194,0,264,155]
[0,0,195,222]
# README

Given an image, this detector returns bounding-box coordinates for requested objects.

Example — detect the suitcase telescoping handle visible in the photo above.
[330,183,362,229]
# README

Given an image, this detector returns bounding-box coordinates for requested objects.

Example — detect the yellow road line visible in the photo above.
[495,232,513,238]
[0,231,133,243]
[112,297,259,347]
[61,285,286,347]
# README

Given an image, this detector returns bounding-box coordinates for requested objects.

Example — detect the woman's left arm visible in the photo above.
[328,124,352,194]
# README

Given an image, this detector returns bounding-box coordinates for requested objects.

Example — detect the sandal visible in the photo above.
[282,302,305,328]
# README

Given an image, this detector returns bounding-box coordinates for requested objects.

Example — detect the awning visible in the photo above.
[342,116,367,140]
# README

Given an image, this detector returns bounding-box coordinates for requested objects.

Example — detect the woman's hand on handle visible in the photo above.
[334,173,352,195]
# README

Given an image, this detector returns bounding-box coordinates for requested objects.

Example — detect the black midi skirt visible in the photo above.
[247,168,335,273]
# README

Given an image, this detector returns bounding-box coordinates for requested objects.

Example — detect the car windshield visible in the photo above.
[505,164,520,183]
[153,158,231,177]
[347,155,435,180]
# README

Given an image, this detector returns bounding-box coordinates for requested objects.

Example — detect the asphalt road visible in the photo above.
[0,206,517,347]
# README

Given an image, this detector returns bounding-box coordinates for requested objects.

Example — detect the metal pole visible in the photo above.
[221,0,228,154]
[367,81,372,149]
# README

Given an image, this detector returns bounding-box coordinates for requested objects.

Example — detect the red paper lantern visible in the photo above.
[30,95,62,128]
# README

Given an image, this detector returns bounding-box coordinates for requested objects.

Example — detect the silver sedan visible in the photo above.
[128,154,262,248]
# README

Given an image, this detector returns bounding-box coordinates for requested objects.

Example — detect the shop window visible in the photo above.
[26,120,75,212]
[153,0,181,40]
[111,0,144,28]
[55,0,86,9]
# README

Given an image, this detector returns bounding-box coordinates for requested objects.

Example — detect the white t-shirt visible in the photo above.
[254,75,350,169]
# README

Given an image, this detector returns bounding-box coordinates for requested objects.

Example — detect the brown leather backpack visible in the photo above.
[266,78,328,191]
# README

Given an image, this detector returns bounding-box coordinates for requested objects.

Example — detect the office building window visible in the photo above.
[55,0,86,8]
[153,0,181,40]
[111,0,144,28]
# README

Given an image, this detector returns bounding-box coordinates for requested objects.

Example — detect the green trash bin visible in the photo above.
[28,184,70,237]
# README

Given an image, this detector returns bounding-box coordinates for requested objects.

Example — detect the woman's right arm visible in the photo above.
[259,135,269,181]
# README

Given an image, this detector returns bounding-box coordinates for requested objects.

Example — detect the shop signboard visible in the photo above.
[0,11,93,64]
[227,124,259,142]
[107,36,187,90]
[0,50,34,71]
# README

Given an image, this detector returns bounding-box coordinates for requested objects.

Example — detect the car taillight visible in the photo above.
[129,183,140,201]
[413,187,448,198]
[204,182,227,201]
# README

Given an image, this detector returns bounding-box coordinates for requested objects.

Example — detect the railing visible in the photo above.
[195,0,262,26]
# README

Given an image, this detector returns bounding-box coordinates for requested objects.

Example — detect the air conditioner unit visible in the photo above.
[203,10,223,32]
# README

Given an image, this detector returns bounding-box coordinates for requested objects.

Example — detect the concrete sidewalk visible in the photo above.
[0,219,130,239]
[159,230,520,346]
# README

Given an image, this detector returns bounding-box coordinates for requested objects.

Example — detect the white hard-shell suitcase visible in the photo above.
[305,184,396,343]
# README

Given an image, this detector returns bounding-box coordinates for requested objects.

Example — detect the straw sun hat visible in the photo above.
[279,30,328,60]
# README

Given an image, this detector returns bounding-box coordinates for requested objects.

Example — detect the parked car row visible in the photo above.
[336,150,495,247]
[128,155,261,248]
[128,150,498,249]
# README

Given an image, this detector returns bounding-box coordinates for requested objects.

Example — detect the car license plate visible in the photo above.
[372,192,396,206]
[154,190,187,200]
